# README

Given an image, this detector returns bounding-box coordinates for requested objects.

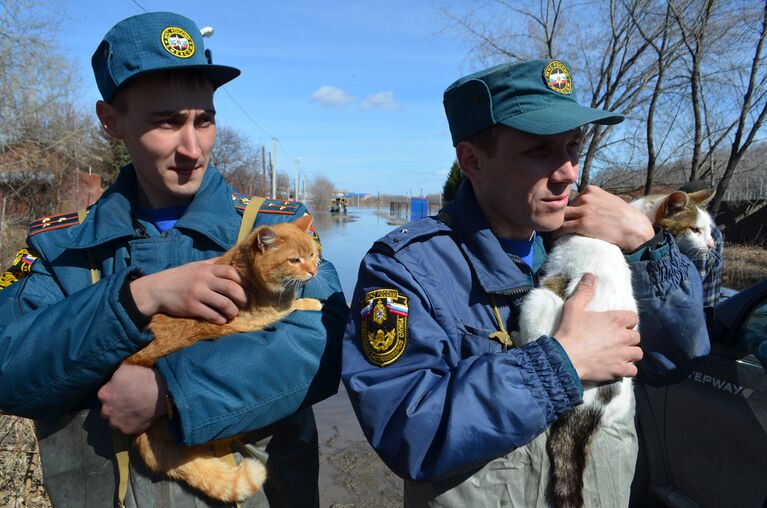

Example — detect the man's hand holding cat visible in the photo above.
[98,363,168,434]
[554,273,643,382]
[129,258,248,325]
[555,185,655,251]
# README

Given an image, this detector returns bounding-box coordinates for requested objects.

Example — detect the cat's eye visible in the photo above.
[289,257,301,264]
[692,227,702,234]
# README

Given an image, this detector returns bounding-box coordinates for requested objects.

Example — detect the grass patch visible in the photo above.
[723,243,767,291]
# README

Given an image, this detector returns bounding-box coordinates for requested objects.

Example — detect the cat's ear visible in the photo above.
[664,191,689,216]
[688,188,714,206]
[293,214,312,232]
[255,227,279,253]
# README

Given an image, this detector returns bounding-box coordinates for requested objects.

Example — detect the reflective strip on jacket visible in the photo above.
[0,165,348,507]
[341,180,710,505]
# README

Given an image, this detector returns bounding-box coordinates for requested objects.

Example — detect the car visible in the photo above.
[631,279,767,508]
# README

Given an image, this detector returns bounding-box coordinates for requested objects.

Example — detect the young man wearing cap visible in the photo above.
[342,60,709,507]
[0,12,346,507]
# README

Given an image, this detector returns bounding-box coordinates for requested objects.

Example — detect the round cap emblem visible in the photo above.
[543,60,573,95]
[161,26,195,58]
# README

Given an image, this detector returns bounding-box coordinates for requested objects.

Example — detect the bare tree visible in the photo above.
[0,1,100,222]
[630,1,684,194]
[211,126,264,195]
[710,1,767,214]
[307,175,336,212]
[276,171,292,200]
[669,0,717,181]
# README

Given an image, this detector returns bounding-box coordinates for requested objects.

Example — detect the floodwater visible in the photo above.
[311,208,405,507]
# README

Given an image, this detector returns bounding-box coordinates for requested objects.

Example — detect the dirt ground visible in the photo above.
[0,415,48,508]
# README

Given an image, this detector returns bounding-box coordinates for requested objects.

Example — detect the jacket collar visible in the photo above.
[442,179,531,293]
[59,165,240,250]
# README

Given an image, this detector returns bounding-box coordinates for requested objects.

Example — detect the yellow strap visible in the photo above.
[236,197,266,245]
[212,441,238,467]
[112,431,131,507]
[80,208,131,505]
[487,294,514,349]
[77,209,101,284]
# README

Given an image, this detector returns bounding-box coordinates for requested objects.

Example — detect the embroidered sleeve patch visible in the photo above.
[0,248,39,291]
[361,289,408,367]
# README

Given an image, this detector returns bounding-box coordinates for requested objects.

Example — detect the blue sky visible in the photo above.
[61,1,476,196]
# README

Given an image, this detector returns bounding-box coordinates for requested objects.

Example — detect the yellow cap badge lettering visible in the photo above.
[543,60,572,95]
[360,289,408,367]
[161,26,195,59]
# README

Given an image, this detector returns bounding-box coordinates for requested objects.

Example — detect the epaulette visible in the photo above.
[231,194,302,215]
[29,208,88,236]
[375,217,450,254]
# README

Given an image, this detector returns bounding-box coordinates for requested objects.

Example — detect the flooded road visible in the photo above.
[311,208,404,507]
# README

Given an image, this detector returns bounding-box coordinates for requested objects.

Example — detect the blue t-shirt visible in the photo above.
[497,232,536,270]
[135,204,188,234]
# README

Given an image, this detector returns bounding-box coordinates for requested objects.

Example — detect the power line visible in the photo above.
[128,0,148,12]
[219,86,298,164]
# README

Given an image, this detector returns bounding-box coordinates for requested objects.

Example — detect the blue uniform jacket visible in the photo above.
[342,180,710,482]
[0,165,347,446]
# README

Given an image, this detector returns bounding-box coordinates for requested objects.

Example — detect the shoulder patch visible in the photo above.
[0,248,39,291]
[29,209,87,236]
[360,289,408,367]
[375,217,451,253]
[231,194,302,215]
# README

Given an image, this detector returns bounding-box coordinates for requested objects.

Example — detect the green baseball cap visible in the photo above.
[443,59,623,146]
[92,12,241,102]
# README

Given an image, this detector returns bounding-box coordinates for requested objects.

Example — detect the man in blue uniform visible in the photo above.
[342,60,710,506]
[0,12,346,507]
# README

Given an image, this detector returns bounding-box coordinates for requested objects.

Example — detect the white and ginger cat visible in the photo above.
[125,214,322,503]
[631,188,716,260]
[517,234,637,508]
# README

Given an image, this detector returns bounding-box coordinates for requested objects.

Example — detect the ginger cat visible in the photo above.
[125,214,322,503]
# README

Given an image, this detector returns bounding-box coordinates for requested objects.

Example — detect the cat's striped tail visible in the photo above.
[546,405,603,508]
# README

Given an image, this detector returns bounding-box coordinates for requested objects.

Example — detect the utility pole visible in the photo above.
[271,137,278,199]
[261,145,266,196]
[294,157,303,201]
[268,153,274,199]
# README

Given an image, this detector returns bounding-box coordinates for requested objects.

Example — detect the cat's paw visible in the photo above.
[293,298,322,311]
